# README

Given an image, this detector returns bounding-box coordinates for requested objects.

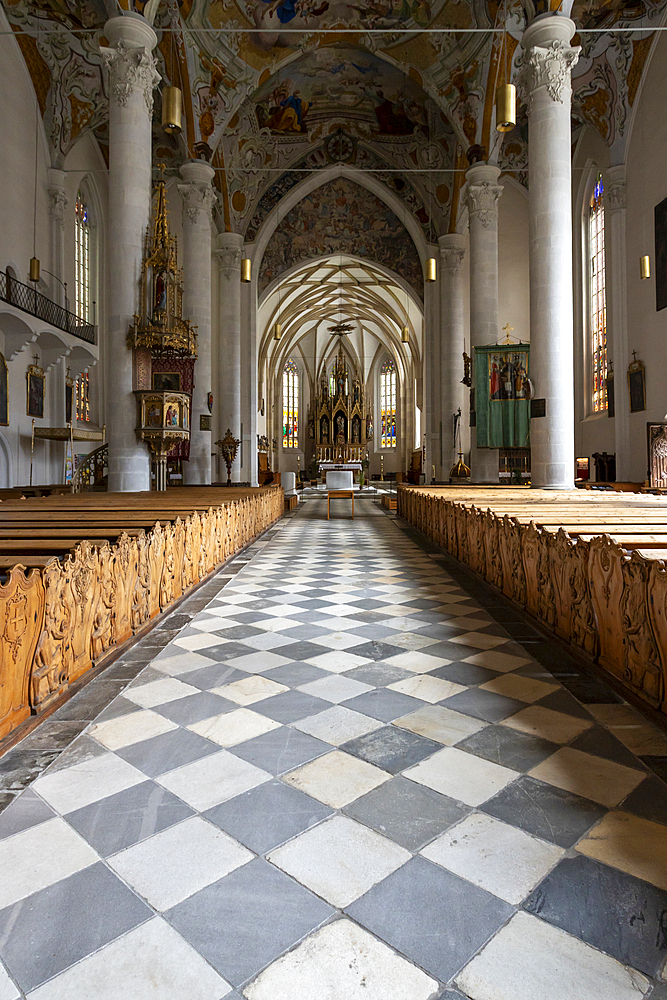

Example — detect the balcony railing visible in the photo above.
[0,270,96,345]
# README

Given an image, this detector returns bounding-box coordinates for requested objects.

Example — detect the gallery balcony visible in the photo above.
[0,269,96,345]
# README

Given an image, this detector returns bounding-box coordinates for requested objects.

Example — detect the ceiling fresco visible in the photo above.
[2,0,666,237]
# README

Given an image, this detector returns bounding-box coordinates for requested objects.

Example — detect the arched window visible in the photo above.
[76,372,90,422]
[380,358,396,448]
[283,359,299,448]
[75,191,90,322]
[589,175,607,412]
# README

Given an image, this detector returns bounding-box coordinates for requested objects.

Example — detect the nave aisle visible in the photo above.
[0,501,666,999]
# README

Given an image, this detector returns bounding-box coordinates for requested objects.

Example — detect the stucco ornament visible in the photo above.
[216,246,242,278]
[100,40,160,114]
[440,246,466,274]
[48,188,68,230]
[521,40,580,107]
[179,183,216,225]
[467,181,502,230]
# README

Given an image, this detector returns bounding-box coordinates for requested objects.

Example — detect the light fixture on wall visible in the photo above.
[640,254,651,280]
[496,2,516,132]
[241,258,252,282]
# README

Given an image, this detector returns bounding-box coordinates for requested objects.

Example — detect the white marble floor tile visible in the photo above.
[298,675,373,704]
[282,750,390,808]
[502,706,593,744]
[26,917,232,1000]
[268,816,410,907]
[32,752,144,813]
[576,811,667,892]
[376,616,431,631]
[189,618,232,632]
[108,816,252,910]
[172,633,226,651]
[291,706,383,745]
[422,813,563,904]
[241,633,293,650]
[309,632,369,650]
[158,750,270,811]
[0,961,18,1000]
[257,617,303,633]
[586,704,667,755]
[449,631,508,650]
[528,747,646,807]
[318,617,366,631]
[383,651,452,674]
[124,677,201,709]
[388,633,440,650]
[479,674,560,703]
[393,704,486,744]
[212,675,289,706]
[455,911,649,1000]
[189,708,281,747]
[90,710,178,751]
[305,650,372,673]
[223,651,292,673]
[406,747,519,806]
[387,675,466,704]
[0,818,99,909]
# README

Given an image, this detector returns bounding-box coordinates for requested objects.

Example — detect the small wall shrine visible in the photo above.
[128,168,197,489]
[310,335,372,464]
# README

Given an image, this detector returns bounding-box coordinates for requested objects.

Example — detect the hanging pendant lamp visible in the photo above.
[162,86,182,134]
[274,322,282,341]
[640,255,651,280]
[241,258,251,283]
[402,325,409,343]
[496,83,516,132]
[425,257,437,283]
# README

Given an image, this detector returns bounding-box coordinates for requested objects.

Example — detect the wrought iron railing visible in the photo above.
[0,270,96,345]
[72,443,108,492]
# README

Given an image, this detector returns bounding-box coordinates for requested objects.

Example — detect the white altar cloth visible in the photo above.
[326,470,354,490]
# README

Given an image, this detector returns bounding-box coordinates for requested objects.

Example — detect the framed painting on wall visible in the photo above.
[27,363,45,419]
[153,372,180,392]
[655,196,667,312]
[628,355,646,413]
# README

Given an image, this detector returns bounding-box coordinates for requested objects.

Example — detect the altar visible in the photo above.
[310,340,372,468]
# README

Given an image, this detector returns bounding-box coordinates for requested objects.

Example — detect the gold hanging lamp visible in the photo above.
[425,257,437,282]
[29,257,40,283]
[162,85,182,134]
[241,258,252,283]
[640,255,651,280]
[496,83,516,132]
[273,322,282,341]
[402,325,409,343]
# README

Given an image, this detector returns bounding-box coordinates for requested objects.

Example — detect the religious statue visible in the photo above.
[321,416,329,444]
[352,415,360,444]
[353,379,360,404]
[155,270,167,313]
[366,413,373,438]
[336,413,345,446]
[337,372,345,397]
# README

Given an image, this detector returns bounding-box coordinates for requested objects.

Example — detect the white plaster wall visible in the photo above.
[498,179,530,344]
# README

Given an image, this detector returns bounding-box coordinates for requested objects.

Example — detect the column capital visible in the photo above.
[178,162,216,226]
[101,15,159,114]
[466,163,502,230]
[48,168,68,230]
[606,165,626,212]
[438,233,466,274]
[215,231,243,278]
[520,17,579,109]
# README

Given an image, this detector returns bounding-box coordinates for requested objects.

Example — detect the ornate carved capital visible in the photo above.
[520,40,580,108]
[467,182,502,229]
[606,168,626,212]
[101,40,160,115]
[439,245,466,275]
[48,188,68,230]
[216,246,242,278]
[178,183,216,226]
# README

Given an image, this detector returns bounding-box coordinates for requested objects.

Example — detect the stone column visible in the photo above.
[179,160,215,485]
[439,233,467,473]
[101,14,159,492]
[466,161,502,483]
[423,248,440,481]
[47,169,67,308]
[606,165,630,480]
[521,15,579,489]
[215,232,242,482]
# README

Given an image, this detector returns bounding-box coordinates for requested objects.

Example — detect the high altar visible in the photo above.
[311,341,372,465]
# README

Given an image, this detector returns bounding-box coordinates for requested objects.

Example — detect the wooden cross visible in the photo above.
[632,350,638,363]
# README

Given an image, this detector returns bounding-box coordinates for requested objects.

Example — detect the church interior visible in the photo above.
[1,0,667,994]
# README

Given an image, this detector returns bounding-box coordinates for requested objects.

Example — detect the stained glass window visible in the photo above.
[589,176,607,412]
[283,359,299,448]
[76,371,90,422]
[75,191,90,323]
[380,358,396,449]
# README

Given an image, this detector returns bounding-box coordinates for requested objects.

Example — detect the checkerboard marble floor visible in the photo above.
[1,499,667,999]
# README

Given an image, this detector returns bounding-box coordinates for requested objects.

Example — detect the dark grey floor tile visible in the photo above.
[421,641,492,662]
[456,725,558,772]
[346,641,406,661]
[205,778,333,854]
[524,854,667,978]
[259,662,328,687]
[155,691,238,726]
[482,774,606,848]
[66,779,194,856]
[182,662,251,690]
[345,625,404,641]
[194,642,255,662]
[536,688,593,721]
[429,662,499,686]
[621,775,667,826]
[227,611,275,625]
[279,624,333,640]
[0,792,16,815]
[347,611,397,625]
[642,757,667,783]
[166,857,333,987]
[0,788,55,841]
[570,726,643,770]
[340,726,441,774]
[115,727,219,778]
[0,862,151,993]
[345,663,414,687]
[441,688,527,723]
[211,624,263,640]
[0,749,61,793]
[229,727,331,775]
[126,666,165,689]
[341,689,427,723]
[100,659,150,681]
[252,690,333,724]
[90,695,143,724]
[346,856,513,982]
[273,641,329,661]
[343,775,468,851]
[14,720,88,752]
[412,624,468,641]
[51,680,127,722]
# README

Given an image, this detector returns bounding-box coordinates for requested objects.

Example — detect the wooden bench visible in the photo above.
[327,489,354,519]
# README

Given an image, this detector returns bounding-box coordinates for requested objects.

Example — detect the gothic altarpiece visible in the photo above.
[311,339,372,464]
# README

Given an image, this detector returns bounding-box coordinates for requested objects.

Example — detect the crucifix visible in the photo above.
[502,323,514,345]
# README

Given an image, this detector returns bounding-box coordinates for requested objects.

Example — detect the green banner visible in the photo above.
[474,344,530,449]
